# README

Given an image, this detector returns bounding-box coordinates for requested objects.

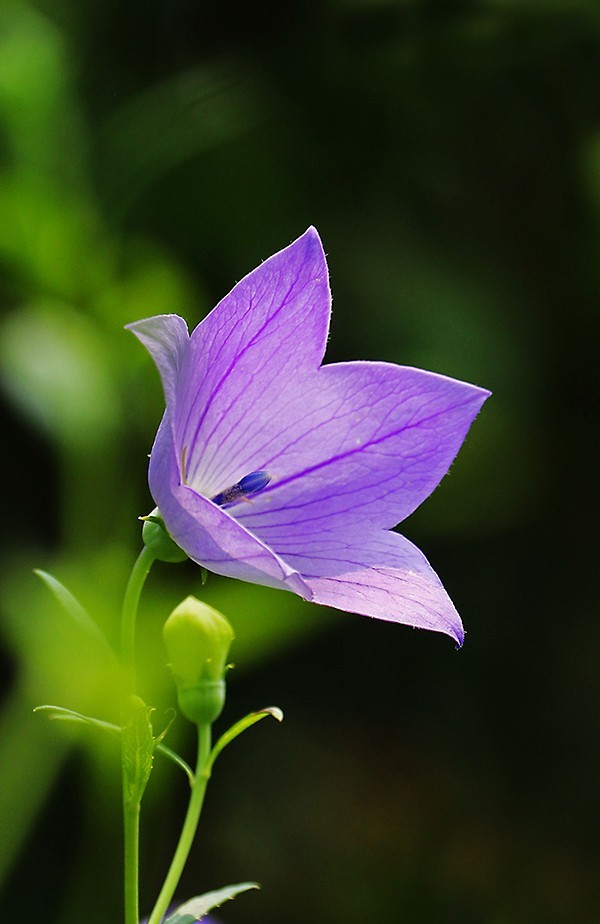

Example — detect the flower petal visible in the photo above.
[148,415,311,598]
[176,228,330,493]
[233,362,489,536]
[277,528,464,644]
[128,229,488,645]
[126,314,190,409]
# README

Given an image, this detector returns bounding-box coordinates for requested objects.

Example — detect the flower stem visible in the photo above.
[123,780,141,924]
[121,545,156,684]
[147,723,212,924]
[120,545,155,924]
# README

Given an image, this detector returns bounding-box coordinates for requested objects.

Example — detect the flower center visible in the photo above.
[211,471,272,508]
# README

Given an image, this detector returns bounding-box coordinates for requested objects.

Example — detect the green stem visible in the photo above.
[121,545,156,684]
[120,545,155,924]
[123,774,141,924]
[147,724,212,924]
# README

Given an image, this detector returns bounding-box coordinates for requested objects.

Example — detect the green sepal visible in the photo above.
[208,706,283,774]
[177,680,225,727]
[163,882,259,924]
[141,509,188,563]
[34,569,115,658]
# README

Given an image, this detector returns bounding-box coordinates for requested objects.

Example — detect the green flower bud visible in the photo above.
[142,509,188,563]
[163,596,234,725]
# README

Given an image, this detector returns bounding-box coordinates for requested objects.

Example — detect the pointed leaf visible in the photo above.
[34,705,194,782]
[151,713,195,783]
[208,707,283,773]
[122,697,155,804]
[33,704,120,736]
[154,743,195,785]
[34,569,114,658]
[164,882,259,924]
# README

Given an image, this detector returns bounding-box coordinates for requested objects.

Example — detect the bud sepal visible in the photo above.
[141,509,188,563]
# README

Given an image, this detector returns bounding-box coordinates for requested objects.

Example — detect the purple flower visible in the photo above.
[128,229,489,645]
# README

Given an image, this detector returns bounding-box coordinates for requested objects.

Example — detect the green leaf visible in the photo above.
[164,882,259,924]
[208,706,283,773]
[154,743,194,785]
[33,704,120,736]
[34,569,114,658]
[34,704,194,783]
[122,697,155,805]
[150,712,196,782]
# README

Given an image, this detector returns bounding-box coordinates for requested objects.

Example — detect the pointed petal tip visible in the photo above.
[453,623,465,649]
[413,616,463,648]
[454,380,491,426]
[292,225,325,258]
[125,313,188,336]
[303,224,322,242]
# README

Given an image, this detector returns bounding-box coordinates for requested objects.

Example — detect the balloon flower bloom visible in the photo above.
[129,229,489,645]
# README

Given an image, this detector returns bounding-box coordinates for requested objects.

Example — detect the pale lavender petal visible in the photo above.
[129,228,490,643]
[175,228,330,493]
[127,314,190,409]
[231,362,489,536]
[277,528,465,645]
[149,415,311,597]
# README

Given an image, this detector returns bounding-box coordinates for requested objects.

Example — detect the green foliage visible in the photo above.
[163,882,259,924]
[34,569,114,655]
[208,707,284,774]
[34,704,194,782]
[122,697,155,805]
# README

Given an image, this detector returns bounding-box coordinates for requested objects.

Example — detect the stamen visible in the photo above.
[211,470,271,508]
[181,446,188,484]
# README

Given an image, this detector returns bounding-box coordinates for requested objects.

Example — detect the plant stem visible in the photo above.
[120,545,155,924]
[121,545,155,684]
[147,724,212,924]
[123,779,141,924]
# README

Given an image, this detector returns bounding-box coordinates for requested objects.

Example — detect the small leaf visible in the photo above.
[208,707,283,773]
[151,712,196,782]
[152,710,175,749]
[122,697,155,805]
[34,569,114,658]
[155,743,195,785]
[34,704,120,736]
[164,882,259,924]
[34,704,194,783]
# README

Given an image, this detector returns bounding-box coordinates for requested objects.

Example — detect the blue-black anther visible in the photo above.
[211,470,272,508]
[238,471,271,494]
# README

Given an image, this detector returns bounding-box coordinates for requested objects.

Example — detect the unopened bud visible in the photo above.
[163,596,234,725]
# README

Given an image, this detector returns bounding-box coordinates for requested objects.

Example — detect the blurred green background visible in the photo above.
[1,0,599,922]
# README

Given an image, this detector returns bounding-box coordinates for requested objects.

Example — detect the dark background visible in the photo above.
[1,1,599,922]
